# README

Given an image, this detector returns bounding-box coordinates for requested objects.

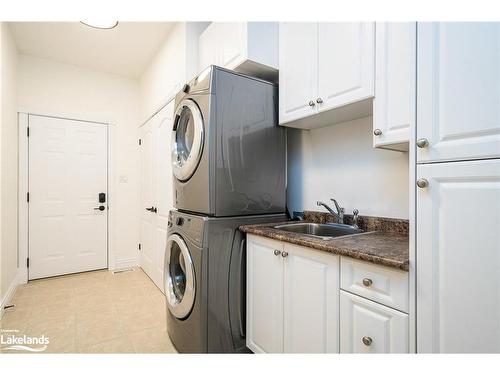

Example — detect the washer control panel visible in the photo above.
[168,210,205,247]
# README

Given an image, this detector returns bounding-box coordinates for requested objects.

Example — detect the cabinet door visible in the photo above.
[216,22,246,69]
[246,235,284,353]
[283,244,339,353]
[279,22,318,124]
[340,291,408,353]
[373,22,415,149]
[417,22,500,163]
[416,159,500,353]
[198,24,218,72]
[318,22,374,112]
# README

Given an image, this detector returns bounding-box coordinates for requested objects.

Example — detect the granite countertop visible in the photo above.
[239,211,409,271]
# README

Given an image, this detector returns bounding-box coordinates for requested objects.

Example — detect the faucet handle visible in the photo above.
[330,198,342,212]
[352,209,360,229]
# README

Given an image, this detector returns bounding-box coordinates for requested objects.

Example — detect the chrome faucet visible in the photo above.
[317,199,345,224]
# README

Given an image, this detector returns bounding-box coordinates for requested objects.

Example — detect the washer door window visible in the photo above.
[164,234,196,319]
[172,99,204,182]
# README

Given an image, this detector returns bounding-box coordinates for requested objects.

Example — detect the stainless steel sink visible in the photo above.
[273,222,364,239]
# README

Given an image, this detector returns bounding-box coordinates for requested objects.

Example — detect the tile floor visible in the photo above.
[0,268,177,353]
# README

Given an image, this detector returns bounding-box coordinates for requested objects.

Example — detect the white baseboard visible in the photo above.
[113,257,139,271]
[0,270,20,320]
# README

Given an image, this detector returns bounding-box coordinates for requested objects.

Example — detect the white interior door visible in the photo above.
[152,102,174,292]
[139,101,175,292]
[28,115,108,280]
[139,119,155,281]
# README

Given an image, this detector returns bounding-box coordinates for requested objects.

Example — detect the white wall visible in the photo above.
[139,22,209,122]
[17,55,141,269]
[287,116,409,219]
[0,23,19,302]
[139,23,187,121]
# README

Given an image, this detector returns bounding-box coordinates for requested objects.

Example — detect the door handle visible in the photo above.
[145,206,157,213]
[94,205,106,211]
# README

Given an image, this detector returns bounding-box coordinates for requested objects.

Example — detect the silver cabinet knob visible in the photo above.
[362,278,372,287]
[362,336,373,346]
[416,178,429,188]
[308,100,315,107]
[373,129,382,136]
[316,98,323,104]
[273,249,281,256]
[416,138,429,148]
[281,251,289,258]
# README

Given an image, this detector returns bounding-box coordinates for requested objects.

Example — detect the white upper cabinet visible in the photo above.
[197,22,278,82]
[416,159,500,353]
[279,22,375,129]
[373,22,416,151]
[279,23,319,124]
[283,243,339,353]
[417,22,500,163]
[318,23,374,112]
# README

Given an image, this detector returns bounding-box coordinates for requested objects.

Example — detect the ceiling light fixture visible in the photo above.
[80,21,119,30]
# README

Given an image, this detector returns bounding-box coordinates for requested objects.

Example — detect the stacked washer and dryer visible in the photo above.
[164,66,287,353]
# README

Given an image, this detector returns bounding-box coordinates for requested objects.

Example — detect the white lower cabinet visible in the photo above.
[246,235,339,353]
[340,291,409,353]
[246,235,284,353]
[247,234,410,353]
[283,243,339,353]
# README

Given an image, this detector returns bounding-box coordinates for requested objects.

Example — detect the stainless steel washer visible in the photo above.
[165,210,286,353]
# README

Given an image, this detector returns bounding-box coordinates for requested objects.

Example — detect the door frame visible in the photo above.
[18,111,117,284]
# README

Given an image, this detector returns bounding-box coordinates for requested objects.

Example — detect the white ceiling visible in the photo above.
[9,22,176,78]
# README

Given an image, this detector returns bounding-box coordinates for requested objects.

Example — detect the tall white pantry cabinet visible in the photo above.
[416,22,500,353]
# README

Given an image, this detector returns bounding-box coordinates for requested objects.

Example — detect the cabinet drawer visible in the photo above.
[340,291,408,353]
[340,257,408,312]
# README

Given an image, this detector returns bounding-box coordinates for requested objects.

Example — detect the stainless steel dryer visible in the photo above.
[171,66,286,217]
[164,210,286,353]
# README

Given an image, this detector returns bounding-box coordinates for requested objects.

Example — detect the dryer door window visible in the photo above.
[164,234,196,319]
[172,99,204,182]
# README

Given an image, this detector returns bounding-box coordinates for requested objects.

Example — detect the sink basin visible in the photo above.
[273,222,363,239]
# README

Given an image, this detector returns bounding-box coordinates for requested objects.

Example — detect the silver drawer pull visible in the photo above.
[362,278,373,287]
[273,249,281,256]
[362,336,373,346]
[281,251,289,258]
